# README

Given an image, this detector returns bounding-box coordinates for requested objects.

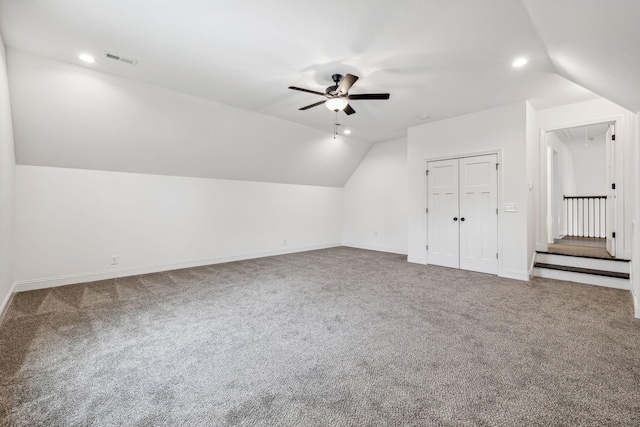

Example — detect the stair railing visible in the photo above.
[564,195,607,238]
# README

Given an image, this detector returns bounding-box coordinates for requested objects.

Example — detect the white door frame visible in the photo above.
[425,149,503,276]
[537,115,625,257]
[606,123,616,256]
[547,147,560,244]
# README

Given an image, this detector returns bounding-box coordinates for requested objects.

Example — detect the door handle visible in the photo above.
[453,217,458,221]
[460,217,465,222]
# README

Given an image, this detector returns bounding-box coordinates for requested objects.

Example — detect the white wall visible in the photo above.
[8,49,372,188]
[546,132,576,239]
[408,102,529,280]
[547,134,577,197]
[526,102,538,274]
[0,35,16,314]
[633,111,640,318]
[536,98,638,259]
[564,135,607,196]
[342,137,408,254]
[15,166,342,290]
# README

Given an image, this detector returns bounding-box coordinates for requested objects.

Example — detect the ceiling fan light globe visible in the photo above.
[325,98,349,112]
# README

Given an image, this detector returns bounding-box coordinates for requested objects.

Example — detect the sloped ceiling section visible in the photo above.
[524,0,640,113]
[0,0,598,142]
[8,50,372,187]
[0,0,610,186]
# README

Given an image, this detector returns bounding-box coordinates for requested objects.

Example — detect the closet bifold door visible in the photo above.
[427,158,460,268]
[459,154,498,274]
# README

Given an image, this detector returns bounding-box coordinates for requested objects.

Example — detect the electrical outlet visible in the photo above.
[111,256,118,265]
[283,239,287,246]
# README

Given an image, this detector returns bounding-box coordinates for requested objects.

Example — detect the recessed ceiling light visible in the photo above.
[417,115,429,120]
[343,129,351,135]
[79,54,96,63]
[512,58,528,67]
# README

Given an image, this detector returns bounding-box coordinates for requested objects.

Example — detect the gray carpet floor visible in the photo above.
[1,247,639,426]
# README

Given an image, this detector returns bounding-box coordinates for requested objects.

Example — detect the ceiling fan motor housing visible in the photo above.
[326,74,344,96]
[326,85,339,96]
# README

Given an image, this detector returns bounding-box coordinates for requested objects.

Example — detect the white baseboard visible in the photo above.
[528,252,537,280]
[633,292,640,319]
[500,269,530,282]
[407,256,427,265]
[0,281,17,324]
[342,242,408,255]
[15,243,342,292]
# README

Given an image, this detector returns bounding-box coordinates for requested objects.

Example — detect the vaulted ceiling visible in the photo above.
[523,0,640,114]
[0,0,638,186]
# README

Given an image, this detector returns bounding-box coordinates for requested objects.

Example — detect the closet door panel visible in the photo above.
[459,155,498,274]
[427,159,459,268]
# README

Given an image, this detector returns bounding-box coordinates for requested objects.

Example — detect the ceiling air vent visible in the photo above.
[104,52,137,65]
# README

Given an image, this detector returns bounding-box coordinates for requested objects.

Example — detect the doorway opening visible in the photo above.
[545,121,616,259]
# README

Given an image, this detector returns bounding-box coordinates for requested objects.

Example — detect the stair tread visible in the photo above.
[536,251,629,262]
[534,262,630,279]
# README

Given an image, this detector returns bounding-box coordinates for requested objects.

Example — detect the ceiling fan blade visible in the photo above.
[299,100,326,110]
[288,86,326,96]
[344,104,356,115]
[348,93,390,100]
[337,74,359,95]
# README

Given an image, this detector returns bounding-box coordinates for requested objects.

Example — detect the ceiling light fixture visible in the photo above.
[512,58,528,67]
[325,98,349,112]
[79,54,96,63]
[326,98,349,139]
[344,129,351,135]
